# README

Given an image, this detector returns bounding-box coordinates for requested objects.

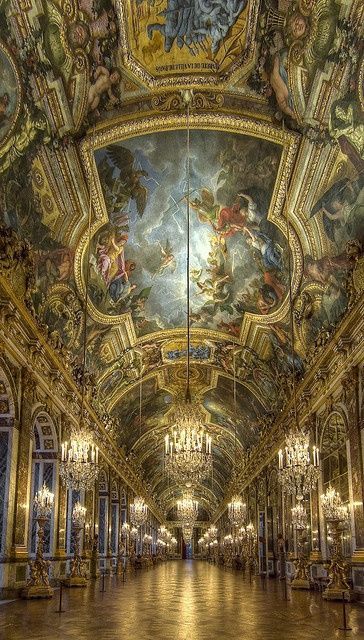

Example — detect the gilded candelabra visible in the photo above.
[245,523,257,575]
[321,486,352,601]
[117,522,130,575]
[64,501,87,587]
[291,502,311,590]
[22,483,54,599]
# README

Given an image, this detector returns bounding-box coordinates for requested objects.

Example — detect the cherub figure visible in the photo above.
[88,66,120,112]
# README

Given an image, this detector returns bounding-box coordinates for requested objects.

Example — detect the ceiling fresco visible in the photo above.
[117,0,258,85]
[0,0,363,517]
[91,129,285,337]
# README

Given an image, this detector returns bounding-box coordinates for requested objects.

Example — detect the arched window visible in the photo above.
[320,411,350,556]
[29,412,58,557]
[0,367,16,557]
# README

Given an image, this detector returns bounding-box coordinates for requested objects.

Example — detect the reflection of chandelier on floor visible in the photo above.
[60,163,99,491]
[163,92,213,485]
[177,493,199,524]
[165,402,212,483]
[130,496,148,526]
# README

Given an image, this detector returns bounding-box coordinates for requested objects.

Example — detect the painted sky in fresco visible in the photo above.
[93,129,284,337]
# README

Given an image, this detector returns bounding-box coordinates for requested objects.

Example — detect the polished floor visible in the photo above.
[1,561,364,640]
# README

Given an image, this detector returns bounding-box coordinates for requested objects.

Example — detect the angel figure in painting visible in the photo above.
[262,48,296,120]
[196,274,230,303]
[189,188,220,225]
[154,240,176,276]
[214,193,261,238]
[190,189,261,239]
[310,176,363,248]
[244,227,284,272]
[88,66,120,112]
[96,229,128,285]
[329,99,364,173]
[106,145,148,217]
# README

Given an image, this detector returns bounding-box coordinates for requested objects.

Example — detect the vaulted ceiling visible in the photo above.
[0,0,363,517]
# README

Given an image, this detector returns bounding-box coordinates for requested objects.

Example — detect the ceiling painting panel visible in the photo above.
[83,115,299,345]
[117,0,258,87]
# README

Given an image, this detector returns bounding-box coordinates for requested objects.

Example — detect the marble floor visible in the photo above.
[1,561,364,640]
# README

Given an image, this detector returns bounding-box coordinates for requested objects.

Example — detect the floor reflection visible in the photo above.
[1,561,364,640]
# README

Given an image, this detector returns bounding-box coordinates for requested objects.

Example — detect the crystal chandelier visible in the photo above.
[245,522,256,541]
[130,526,139,540]
[321,486,349,523]
[34,483,54,518]
[158,525,173,545]
[291,502,308,530]
[60,426,99,491]
[72,501,87,528]
[165,402,212,483]
[278,431,320,500]
[228,495,246,527]
[130,496,148,526]
[177,493,199,524]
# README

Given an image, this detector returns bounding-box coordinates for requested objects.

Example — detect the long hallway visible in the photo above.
[1,561,364,640]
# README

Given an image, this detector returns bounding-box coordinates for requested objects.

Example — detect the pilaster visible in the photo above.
[10,368,35,558]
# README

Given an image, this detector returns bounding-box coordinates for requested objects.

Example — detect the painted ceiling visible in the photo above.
[0,0,363,518]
